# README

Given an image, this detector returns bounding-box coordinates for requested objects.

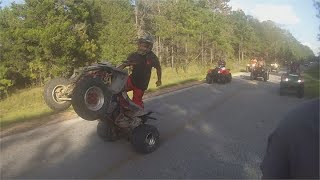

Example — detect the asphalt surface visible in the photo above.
[0,72,310,179]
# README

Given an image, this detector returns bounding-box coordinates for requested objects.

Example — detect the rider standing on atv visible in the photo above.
[217,59,226,68]
[257,58,266,68]
[288,61,301,74]
[118,34,162,108]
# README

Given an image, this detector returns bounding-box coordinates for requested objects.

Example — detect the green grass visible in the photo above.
[0,87,57,127]
[304,65,320,98]
[0,61,245,129]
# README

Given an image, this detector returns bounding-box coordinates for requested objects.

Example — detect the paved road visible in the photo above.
[0,72,309,179]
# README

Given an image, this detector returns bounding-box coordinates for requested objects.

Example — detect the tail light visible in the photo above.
[207,69,212,74]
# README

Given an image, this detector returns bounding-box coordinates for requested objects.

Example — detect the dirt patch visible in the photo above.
[0,80,204,138]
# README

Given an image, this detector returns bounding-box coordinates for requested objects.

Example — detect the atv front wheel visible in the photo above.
[43,78,71,111]
[72,77,112,120]
[264,73,268,82]
[131,124,160,154]
[97,120,118,141]
[206,75,212,84]
[250,73,255,80]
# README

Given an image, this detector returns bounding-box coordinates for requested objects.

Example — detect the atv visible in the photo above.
[250,65,269,81]
[280,73,304,98]
[206,66,232,84]
[246,63,256,72]
[270,63,280,73]
[43,62,160,154]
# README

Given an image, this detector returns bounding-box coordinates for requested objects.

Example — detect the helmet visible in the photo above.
[218,59,226,66]
[138,34,154,44]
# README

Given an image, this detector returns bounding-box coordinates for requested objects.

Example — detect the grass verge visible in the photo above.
[304,65,320,98]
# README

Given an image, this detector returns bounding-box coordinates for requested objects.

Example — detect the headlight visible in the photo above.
[285,78,289,81]
[218,70,221,74]
[252,64,256,67]
[298,79,302,83]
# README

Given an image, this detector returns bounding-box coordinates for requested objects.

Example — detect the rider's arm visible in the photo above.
[117,63,128,70]
[151,54,162,87]
[118,53,138,69]
[156,66,162,87]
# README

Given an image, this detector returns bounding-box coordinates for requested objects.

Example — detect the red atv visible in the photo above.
[206,66,232,84]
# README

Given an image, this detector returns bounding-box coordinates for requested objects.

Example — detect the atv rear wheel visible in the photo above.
[297,86,304,98]
[72,77,112,120]
[131,124,160,154]
[43,78,71,111]
[227,74,232,82]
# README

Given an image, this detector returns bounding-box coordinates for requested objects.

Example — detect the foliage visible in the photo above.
[0,0,316,96]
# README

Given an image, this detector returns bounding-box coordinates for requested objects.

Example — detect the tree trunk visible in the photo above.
[241,51,244,61]
[210,48,213,64]
[201,34,204,64]
[166,46,169,66]
[158,36,162,63]
[134,1,139,36]
[171,39,174,68]
[185,40,188,65]
[238,43,241,62]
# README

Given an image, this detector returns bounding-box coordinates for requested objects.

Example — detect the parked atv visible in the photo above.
[250,66,269,81]
[43,62,160,154]
[206,66,232,84]
[280,73,304,98]
[270,63,279,72]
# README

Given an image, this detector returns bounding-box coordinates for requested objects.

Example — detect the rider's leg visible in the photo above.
[132,88,144,108]
[126,76,144,108]
[126,76,134,91]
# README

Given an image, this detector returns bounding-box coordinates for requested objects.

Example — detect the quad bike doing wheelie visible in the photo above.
[43,62,160,154]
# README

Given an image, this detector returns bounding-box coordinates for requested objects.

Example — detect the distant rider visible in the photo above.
[217,59,226,68]
[288,61,301,75]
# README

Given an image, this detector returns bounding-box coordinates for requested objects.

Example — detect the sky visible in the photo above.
[228,0,320,55]
[1,0,320,55]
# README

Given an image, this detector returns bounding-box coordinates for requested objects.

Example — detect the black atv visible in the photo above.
[250,66,269,81]
[270,63,280,72]
[280,73,304,98]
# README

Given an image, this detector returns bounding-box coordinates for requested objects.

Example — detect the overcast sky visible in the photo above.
[228,0,320,55]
